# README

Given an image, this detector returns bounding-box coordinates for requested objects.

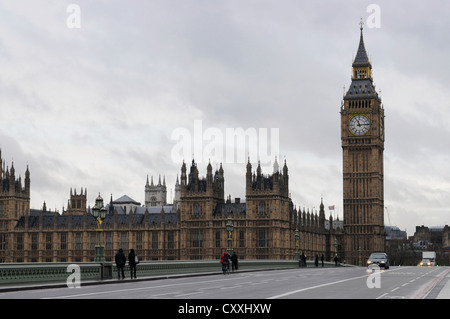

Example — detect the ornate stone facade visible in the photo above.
[0,150,30,263]
[341,25,386,264]
[0,152,342,263]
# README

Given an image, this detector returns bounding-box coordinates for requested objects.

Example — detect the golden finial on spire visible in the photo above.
[360,16,364,31]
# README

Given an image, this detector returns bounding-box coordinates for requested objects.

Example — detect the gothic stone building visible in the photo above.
[1,26,391,264]
[341,24,386,265]
[145,175,167,207]
[0,150,31,262]
[0,152,343,263]
[179,159,343,261]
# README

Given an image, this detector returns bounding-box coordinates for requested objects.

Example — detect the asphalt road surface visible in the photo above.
[0,266,448,299]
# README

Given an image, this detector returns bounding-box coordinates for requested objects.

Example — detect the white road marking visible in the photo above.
[268,267,403,299]
[42,276,249,299]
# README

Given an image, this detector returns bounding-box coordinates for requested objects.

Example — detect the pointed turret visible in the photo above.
[181,161,187,186]
[273,156,279,174]
[246,157,252,192]
[9,162,15,195]
[0,147,2,179]
[344,19,380,101]
[25,165,30,196]
[174,174,181,210]
[246,157,252,174]
[207,160,213,185]
[283,159,288,175]
[108,194,115,214]
[218,162,224,177]
[319,198,325,228]
[10,162,15,180]
[353,18,370,67]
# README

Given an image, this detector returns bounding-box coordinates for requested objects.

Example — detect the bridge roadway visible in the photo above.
[0,266,449,299]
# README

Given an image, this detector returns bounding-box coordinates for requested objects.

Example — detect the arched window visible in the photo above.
[257,201,267,216]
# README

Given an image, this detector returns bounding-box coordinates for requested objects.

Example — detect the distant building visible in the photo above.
[145,175,167,207]
[0,151,343,262]
[385,226,407,241]
[412,225,449,251]
[111,194,141,215]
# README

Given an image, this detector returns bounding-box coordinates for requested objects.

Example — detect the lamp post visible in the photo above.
[226,217,234,256]
[92,193,107,262]
[334,237,338,266]
[294,228,300,260]
[358,246,362,267]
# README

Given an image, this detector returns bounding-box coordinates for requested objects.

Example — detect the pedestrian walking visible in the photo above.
[231,251,238,272]
[334,254,339,267]
[220,251,231,274]
[314,255,319,267]
[128,248,138,279]
[115,248,126,280]
[320,254,324,267]
[301,252,307,268]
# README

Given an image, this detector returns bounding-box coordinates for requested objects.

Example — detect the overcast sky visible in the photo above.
[0,0,449,236]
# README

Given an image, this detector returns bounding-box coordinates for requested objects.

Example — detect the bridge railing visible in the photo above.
[0,262,103,284]
[0,259,337,286]
[114,259,301,278]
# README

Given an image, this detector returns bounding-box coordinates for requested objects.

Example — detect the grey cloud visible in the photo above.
[0,0,449,235]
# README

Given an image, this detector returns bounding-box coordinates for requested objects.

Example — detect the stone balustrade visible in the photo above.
[0,259,338,286]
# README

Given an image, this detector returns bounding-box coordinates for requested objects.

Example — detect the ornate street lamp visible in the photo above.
[226,217,234,255]
[358,246,362,267]
[333,237,339,266]
[92,193,107,262]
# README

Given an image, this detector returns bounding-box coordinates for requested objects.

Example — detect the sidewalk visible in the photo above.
[0,266,279,293]
[436,272,450,299]
[3,267,449,299]
[0,271,218,293]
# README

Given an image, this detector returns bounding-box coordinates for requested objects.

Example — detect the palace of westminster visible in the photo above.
[1,26,389,265]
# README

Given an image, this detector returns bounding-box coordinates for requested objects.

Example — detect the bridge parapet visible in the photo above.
[0,262,102,284]
[0,259,338,286]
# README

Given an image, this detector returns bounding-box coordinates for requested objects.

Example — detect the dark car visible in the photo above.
[367,252,390,269]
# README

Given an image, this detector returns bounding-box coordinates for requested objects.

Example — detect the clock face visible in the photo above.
[349,114,370,135]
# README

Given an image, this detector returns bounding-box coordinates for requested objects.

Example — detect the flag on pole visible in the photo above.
[328,205,335,210]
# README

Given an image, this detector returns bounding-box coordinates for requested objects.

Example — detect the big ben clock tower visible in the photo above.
[341,21,385,265]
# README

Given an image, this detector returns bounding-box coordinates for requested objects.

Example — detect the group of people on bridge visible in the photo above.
[300,253,340,267]
[220,251,238,274]
[114,248,139,280]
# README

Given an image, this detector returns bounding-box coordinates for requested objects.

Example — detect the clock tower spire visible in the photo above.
[341,22,385,265]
